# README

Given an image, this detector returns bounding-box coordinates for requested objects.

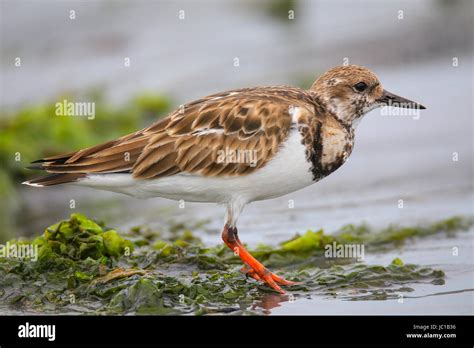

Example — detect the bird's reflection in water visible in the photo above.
[251,293,293,314]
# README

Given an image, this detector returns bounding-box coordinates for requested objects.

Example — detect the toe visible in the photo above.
[262,272,285,294]
[270,273,300,286]
[240,265,262,281]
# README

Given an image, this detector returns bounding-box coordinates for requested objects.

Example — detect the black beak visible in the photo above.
[377,89,426,110]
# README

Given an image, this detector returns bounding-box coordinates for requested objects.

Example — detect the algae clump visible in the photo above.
[37,213,134,260]
[0,214,471,315]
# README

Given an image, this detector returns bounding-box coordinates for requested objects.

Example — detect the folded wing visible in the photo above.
[26,87,317,185]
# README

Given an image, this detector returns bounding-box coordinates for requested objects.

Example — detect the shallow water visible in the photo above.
[270,229,474,315]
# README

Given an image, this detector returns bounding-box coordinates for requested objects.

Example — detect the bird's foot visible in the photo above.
[240,265,298,294]
[223,224,298,294]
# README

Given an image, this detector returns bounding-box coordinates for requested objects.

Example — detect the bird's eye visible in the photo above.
[353,82,368,92]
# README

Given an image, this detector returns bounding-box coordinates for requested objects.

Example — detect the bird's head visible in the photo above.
[309,65,426,127]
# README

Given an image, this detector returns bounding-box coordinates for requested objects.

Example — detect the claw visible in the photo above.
[240,265,297,294]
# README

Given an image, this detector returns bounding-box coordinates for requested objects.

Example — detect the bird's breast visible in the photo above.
[300,119,354,181]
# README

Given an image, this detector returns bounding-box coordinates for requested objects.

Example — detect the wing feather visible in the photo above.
[32,86,318,181]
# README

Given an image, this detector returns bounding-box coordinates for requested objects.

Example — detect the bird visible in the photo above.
[24,65,426,294]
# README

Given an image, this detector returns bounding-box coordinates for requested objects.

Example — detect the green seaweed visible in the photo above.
[338,216,472,247]
[260,0,298,22]
[242,216,473,268]
[0,214,470,315]
[37,213,134,261]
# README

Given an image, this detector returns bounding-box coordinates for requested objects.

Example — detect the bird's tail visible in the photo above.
[23,129,144,187]
[23,153,87,187]
[22,173,86,187]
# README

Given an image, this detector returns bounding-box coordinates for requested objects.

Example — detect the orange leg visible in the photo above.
[222,224,297,294]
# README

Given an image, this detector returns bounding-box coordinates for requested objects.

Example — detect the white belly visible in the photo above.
[75,129,315,204]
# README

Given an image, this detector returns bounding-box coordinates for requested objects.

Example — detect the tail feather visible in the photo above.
[24,129,146,187]
[26,163,47,170]
[23,173,86,187]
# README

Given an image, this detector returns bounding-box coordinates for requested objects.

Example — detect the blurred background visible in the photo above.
[0,0,472,242]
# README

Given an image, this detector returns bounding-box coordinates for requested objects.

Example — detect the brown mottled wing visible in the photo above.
[33,87,317,180]
[132,87,316,179]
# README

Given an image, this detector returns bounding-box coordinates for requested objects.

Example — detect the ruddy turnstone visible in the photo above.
[24,65,426,293]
